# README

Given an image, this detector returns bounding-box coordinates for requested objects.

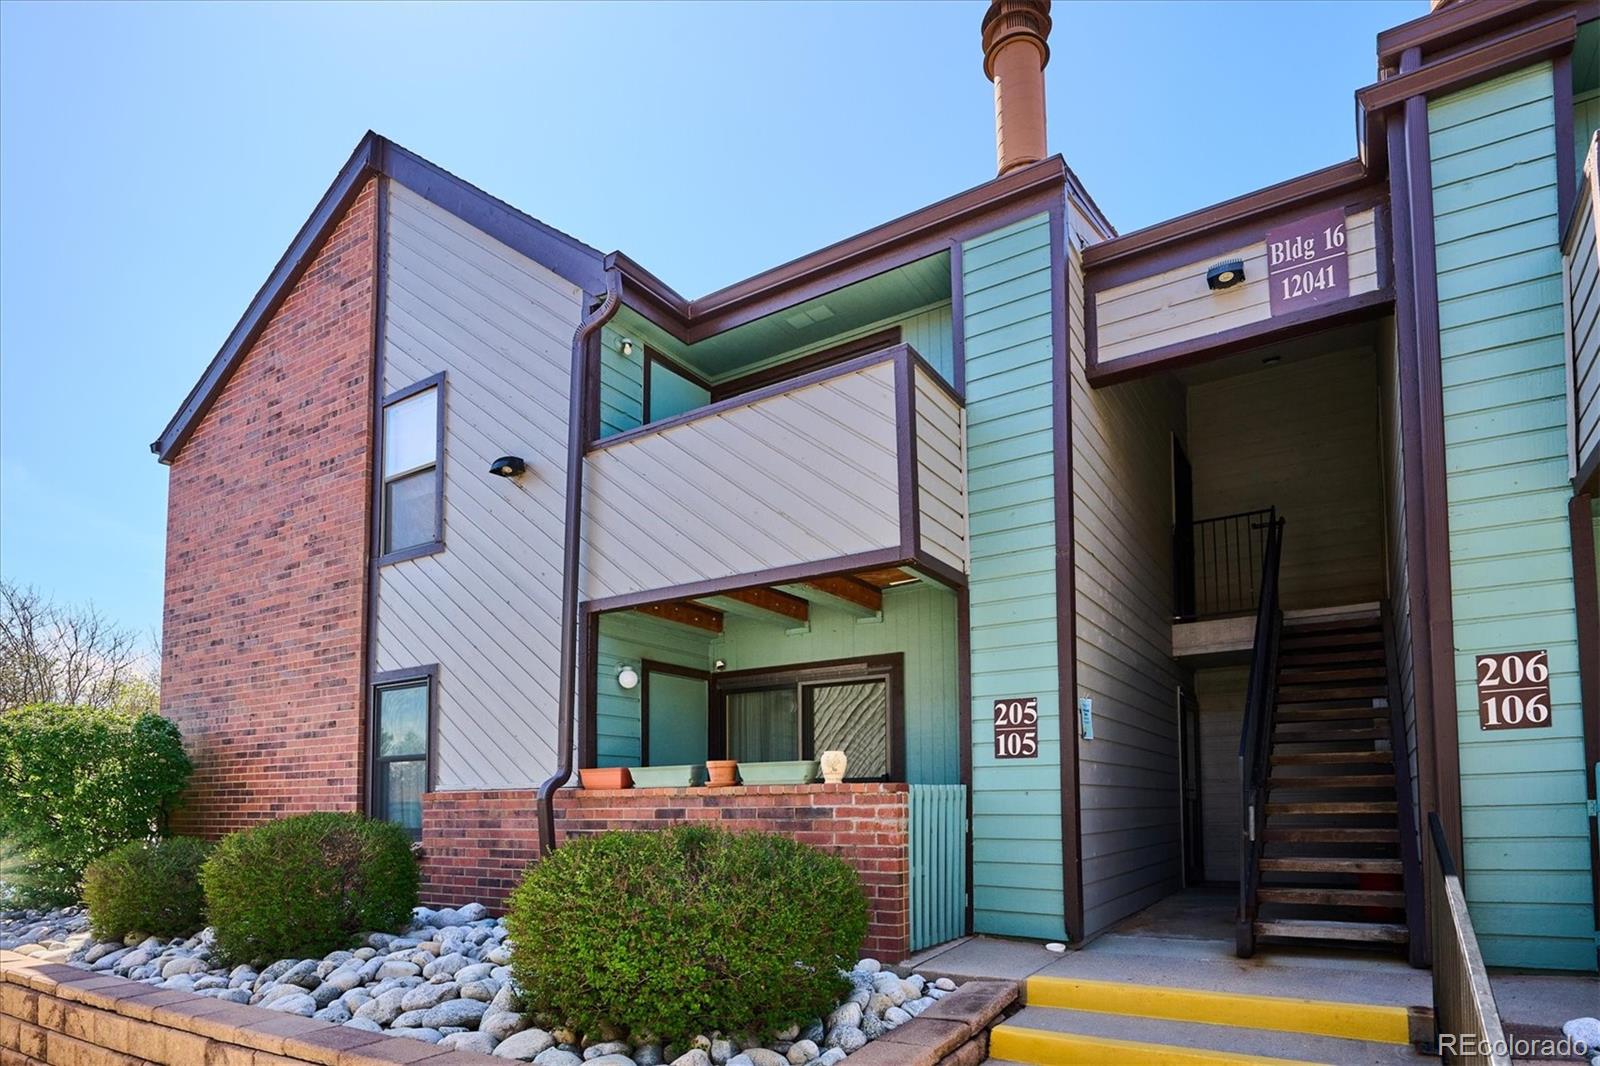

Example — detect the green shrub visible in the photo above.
[0,704,192,905]
[506,825,867,1046]
[201,812,418,964]
[83,837,210,941]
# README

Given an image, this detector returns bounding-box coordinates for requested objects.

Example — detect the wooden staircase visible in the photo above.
[1249,611,1420,952]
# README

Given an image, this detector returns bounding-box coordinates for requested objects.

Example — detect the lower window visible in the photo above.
[715,657,900,781]
[371,668,435,839]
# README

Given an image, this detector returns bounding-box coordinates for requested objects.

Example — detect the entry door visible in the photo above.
[1178,687,1205,886]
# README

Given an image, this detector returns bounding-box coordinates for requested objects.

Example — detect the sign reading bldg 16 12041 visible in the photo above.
[1474,649,1552,731]
[1266,207,1349,316]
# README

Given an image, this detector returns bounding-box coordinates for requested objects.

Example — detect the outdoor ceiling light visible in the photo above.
[616,665,640,691]
[1206,259,1246,290]
[620,338,635,357]
[713,659,727,672]
[488,456,526,478]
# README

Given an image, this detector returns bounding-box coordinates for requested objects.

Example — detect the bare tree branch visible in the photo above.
[0,580,154,713]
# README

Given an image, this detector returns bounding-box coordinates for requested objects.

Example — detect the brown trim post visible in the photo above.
[362,170,390,822]
[1568,492,1600,963]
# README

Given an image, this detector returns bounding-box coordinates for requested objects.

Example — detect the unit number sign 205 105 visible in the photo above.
[993,697,1038,759]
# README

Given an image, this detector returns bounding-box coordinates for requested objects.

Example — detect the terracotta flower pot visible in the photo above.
[705,759,739,787]
[579,766,632,790]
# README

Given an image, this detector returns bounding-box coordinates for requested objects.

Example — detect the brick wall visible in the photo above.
[160,178,377,838]
[420,784,914,959]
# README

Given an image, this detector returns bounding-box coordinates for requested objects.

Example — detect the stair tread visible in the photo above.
[1258,887,1406,907]
[1278,667,1388,682]
[1277,707,1388,722]
[1272,727,1390,742]
[1272,751,1391,765]
[1261,856,1403,874]
[1274,685,1389,700]
[1267,775,1394,790]
[993,1004,1418,1064]
[1267,801,1398,815]
[1254,918,1409,944]
[1279,648,1386,665]
[1264,826,1400,842]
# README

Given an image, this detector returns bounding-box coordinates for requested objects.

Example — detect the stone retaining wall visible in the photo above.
[0,950,498,1065]
[420,783,913,959]
[839,978,1016,1066]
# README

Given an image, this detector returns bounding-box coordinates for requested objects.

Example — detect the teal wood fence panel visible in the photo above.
[910,784,968,951]
[1429,62,1597,972]
[961,212,1066,941]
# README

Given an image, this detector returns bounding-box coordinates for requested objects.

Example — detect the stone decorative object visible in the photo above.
[819,750,848,784]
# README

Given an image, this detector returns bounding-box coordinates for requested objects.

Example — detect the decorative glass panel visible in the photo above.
[384,468,437,552]
[808,680,889,779]
[726,687,798,763]
[383,388,437,477]
[382,760,424,836]
[377,683,428,757]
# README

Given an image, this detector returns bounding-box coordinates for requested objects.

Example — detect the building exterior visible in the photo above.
[153,0,1600,973]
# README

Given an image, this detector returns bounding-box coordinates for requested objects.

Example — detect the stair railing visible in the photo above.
[1426,811,1510,1065]
[1236,514,1285,958]
[1381,603,1427,966]
[1175,506,1277,621]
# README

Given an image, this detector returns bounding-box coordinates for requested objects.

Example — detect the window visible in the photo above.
[380,375,444,561]
[712,656,902,781]
[370,668,435,839]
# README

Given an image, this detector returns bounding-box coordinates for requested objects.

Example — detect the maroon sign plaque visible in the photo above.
[993,697,1038,759]
[1265,207,1349,316]
[1474,649,1552,731]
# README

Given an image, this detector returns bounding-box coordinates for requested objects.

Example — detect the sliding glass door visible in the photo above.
[714,658,900,781]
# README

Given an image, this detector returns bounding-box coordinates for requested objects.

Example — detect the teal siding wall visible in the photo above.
[649,360,710,422]
[961,212,1066,940]
[595,611,714,767]
[1429,62,1597,971]
[598,324,644,438]
[712,583,961,786]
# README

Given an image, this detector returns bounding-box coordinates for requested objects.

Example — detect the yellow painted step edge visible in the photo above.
[990,1023,1323,1066]
[1024,975,1411,1046]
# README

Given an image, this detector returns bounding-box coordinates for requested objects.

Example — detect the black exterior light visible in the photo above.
[1206,259,1247,290]
[489,456,526,478]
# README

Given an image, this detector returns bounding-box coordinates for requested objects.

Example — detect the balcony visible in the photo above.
[580,343,966,606]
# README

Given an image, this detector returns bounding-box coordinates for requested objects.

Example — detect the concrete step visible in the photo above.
[989,1008,1420,1064]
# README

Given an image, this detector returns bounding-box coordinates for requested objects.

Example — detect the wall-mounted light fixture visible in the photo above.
[616,665,640,690]
[1205,259,1246,291]
[713,659,727,672]
[488,456,527,478]
[620,338,635,358]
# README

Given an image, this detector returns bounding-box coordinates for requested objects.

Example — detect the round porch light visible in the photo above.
[1206,259,1246,290]
[489,455,526,478]
[616,665,640,690]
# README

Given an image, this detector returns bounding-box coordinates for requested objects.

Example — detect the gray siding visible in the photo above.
[1195,667,1246,883]
[1069,203,1190,934]
[1567,147,1598,472]
[582,361,904,601]
[1188,348,1386,611]
[1378,317,1421,830]
[1094,209,1379,367]
[914,364,968,574]
[374,181,584,791]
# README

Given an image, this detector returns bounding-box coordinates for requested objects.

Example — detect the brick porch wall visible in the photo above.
[160,178,377,839]
[419,784,913,960]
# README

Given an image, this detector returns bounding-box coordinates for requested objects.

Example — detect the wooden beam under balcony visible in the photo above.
[633,601,723,633]
[784,575,883,618]
[695,587,810,627]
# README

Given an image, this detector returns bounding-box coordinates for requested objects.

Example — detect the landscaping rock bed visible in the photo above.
[29,901,960,1064]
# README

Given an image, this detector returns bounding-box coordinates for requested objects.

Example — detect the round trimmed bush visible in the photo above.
[0,704,191,905]
[201,812,419,964]
[505,825,867,1046]
[83,837,210,941]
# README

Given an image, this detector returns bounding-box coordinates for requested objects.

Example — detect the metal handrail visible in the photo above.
[1176,507,1277,620]
[1427,812,1509,1065]
[1235,515,1285,958]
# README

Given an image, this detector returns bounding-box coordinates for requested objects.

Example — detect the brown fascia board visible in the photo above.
[1376,0,1594,69]
[1081,158,1378,272]
[1358,11,1578,113]
[151,131,608,464]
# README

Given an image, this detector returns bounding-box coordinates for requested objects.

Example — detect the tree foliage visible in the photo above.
[0,581,156,715]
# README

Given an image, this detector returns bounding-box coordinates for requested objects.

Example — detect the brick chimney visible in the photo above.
[982,0,1052,176]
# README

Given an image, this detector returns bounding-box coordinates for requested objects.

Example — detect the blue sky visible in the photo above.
[0,0,1420,636]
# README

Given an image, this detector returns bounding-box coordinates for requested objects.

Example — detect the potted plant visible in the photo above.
[705,759,738,787]
[579,767,632,790]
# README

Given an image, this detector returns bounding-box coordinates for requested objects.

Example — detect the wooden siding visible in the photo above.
[915,364,968,574]
[1567,138,1599,478]
[963,212,1066,940]
[1094,209,1379,367]
[374,182,584,790]
[1069,209,1190,933]
[1196,666,1247,884]
[581,360,904,602]
[598,324,643,438]
[1188,348,1386,611]
[712,583,961,785]
[594,611,713,768]
[1430,63,1597,972]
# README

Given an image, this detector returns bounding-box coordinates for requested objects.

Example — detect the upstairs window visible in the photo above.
[381,375,444,561]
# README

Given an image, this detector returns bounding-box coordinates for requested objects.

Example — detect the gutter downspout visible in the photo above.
[536,263,622,857]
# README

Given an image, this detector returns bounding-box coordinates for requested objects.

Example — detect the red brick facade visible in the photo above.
[421,784,914,959]
[160,178,377,838]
